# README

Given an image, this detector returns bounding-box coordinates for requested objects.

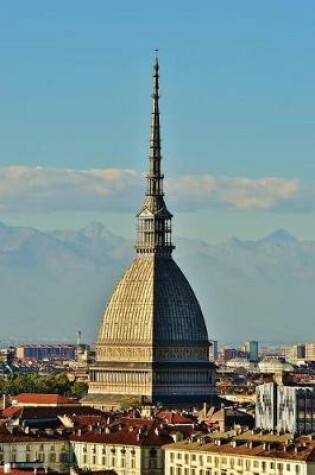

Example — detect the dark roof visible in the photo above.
[10,406,106,421]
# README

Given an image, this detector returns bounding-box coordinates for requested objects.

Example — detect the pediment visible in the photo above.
[138,207,154,218]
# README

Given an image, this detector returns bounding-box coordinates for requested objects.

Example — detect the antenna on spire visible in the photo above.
[154,49,159,69]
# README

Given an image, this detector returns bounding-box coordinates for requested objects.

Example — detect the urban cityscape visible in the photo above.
[1,2,315,475]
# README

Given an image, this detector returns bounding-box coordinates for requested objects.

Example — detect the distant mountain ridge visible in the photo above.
[0,221,314,344]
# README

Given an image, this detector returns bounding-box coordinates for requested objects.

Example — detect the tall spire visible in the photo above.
[146,54,163,198]
[136,56,174,256]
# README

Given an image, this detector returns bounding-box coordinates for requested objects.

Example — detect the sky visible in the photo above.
[1,1,315,242]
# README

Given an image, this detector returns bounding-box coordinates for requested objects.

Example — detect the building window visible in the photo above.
[170,452,175,462]
[150,459,157,469]
[49,453,56,463]
[60,453,68,463]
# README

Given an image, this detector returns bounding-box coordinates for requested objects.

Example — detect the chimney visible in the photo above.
[2,394,7,411]
[219,405,226,432]
[3,463,11,474]
[203,402,207,419]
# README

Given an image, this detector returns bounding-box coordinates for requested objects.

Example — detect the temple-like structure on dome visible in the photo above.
[88,58,216,405]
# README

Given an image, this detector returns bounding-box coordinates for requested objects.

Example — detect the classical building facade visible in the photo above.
[89,58,216,405]
[164,438,315,475]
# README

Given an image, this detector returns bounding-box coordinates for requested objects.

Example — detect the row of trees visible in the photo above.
[0,373,88,399]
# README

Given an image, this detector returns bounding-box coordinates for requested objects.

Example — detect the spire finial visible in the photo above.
[135,56,175,256]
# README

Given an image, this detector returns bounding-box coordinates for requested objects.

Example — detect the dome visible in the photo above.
[258,357,294,373]
[88,58,216,405]
[226,358,252,369]
[97,255,209,347]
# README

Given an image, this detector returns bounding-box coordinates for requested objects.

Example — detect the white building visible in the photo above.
[256,382,315,434]
[164,433,315,475]
[256,382,278,432]
[0,437,70,472]
[70,420,173,475]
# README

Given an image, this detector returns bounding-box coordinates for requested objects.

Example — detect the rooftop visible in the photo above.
[164,431,315,462]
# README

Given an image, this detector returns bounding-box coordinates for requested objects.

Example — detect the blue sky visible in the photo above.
[1,1,315,241]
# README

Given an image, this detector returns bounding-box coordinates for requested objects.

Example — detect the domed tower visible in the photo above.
[89,57,216,405]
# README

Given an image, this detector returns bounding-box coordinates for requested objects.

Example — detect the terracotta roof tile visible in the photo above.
[164,440,315,462]
[2,407,22,418]
[71,420,173,447]
[156,411,196,425]
[14,393,76,405]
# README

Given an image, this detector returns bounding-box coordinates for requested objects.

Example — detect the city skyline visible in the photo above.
[1,2,315,242]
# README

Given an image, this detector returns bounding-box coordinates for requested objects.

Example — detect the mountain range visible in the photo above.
[0,221,314,345]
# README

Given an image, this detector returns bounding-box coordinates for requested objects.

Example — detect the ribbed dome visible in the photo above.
[97,255,209,347]
[88,59,216,405]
